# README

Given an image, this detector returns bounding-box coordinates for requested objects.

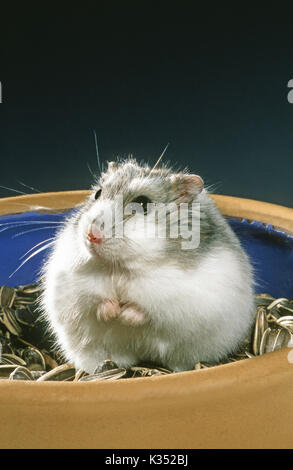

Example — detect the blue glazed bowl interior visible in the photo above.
[0,210,292,298]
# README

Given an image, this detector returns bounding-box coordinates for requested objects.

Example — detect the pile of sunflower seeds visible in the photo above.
[0,282,292,381]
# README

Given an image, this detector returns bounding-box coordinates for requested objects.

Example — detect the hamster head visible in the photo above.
[75,158,204,268]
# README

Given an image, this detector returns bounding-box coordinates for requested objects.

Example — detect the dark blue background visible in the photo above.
[0,2,292,206]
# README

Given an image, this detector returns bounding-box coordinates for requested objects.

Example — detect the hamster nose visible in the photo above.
[87,223,103,245]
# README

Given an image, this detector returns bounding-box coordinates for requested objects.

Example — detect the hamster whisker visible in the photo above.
[92,129,101,174]
[150,142,170,173]
[0,220,64,227]
[17,180,42,193]
[19,237,55,260]
[0,222,63,234]
[9,241,55,279]
[105,214,134,236]
[204,181,222,194]
[87,162,95,179]
[0,185,27,195]
[115,214,133,228]
[11,226,60,239]
[0,224,52,234]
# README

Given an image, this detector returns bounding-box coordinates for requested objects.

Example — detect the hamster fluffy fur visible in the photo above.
[41,159,255,373]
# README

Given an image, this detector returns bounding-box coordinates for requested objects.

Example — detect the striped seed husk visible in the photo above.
[0,283,292,381]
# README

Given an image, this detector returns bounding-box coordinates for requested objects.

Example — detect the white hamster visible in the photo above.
[41,159,255,373]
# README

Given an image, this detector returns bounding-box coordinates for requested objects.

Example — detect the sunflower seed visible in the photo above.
[15,307,35,326]
[130,366,150,377]
[0,353,26,366]
[21,347,46,371]
[0,364,19,378]
[0,286,16,308]
[270,328,292,352]
[41,351,59,370]
[78,368,127,381]
[16,283,41,294]
[259,327,291,355]
[255,293,275,307]
[31,370,46,380]
[130,365,172,377]
[0,336,14,354]
[267,298,289,317]
[271,298,293,314]
[154,367,173,374]
[9,366,34,380]
[0,308,22,336]
[0,280,293,381]
[276,316,293,333]
[94,359,119,374]
[253,310,261,355]
[74,369,89,381]
[245,351,255,358]
[36,364,76,381]
[259,328,271,355]
[253,307,269,355]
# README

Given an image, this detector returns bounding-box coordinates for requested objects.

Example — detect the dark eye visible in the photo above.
[131,195,151,214]
[94,189,102,200]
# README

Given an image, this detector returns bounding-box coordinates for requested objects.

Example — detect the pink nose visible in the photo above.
[87,228,103,244]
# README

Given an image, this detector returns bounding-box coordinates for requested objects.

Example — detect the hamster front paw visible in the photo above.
[119,304,147,327]
[97,299,120,322]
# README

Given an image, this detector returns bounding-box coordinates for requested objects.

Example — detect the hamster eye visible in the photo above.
[94,189,102,200]
[131,195,151,214]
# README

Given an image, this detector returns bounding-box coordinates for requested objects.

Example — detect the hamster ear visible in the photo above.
[107,161,119,172]
[171,174,204,201]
